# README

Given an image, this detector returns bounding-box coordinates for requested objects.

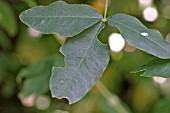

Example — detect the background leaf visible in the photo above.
[19,1,102,37]
[107,14,170,59]
[153,98,170,113]
[0,0,17,36]
[0,30,12,50]
[17,55,64,97]
[0,53,20,82]
[132,58,170,78]
[50,22,110,104]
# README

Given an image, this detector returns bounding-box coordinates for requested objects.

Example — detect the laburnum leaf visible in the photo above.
[132,58,170,78]
[19,1,102,37]
[107,14,170,59]
[50,22,110,104]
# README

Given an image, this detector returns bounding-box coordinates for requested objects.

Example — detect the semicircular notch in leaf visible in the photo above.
[132,58,170,78]
[107,14,170,59]
[19,1,103,37]
[50,22,110,104]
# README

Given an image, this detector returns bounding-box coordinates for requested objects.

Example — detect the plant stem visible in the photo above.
[103,0,109,21]
[96,80,130,113]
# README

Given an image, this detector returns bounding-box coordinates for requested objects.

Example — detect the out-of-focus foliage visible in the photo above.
[0,0,18,36]
[0,31,12,50]
[0,0,170,113]
[153,98,170,113]
[17,55,64,97]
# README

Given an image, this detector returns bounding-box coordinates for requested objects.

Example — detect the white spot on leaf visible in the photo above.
[41,20,45,24]
[141,32,148,36]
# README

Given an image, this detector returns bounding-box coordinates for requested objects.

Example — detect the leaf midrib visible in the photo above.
[20,15,102,19]
[61,27,101,98]
[109,19,170,53]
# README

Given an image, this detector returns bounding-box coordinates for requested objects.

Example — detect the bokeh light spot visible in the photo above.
[28,27,42,37]
[143,7,158,22]
[166,33,170,43]
[163,6,170,19]
[109,33,125,52]
[153,77,167,84]
[139,0,152,6]
[124,43,136,52]
[54,110,69,113]
[36,95,50,110]
[18,94,35,107]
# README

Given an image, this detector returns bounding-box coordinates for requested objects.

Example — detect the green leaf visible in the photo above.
[153,98,170,113]
[0,53,20,81]
[107,14,170,59]
[98,95,118,113]
[0,30,12,50]
[19,1,102,37]
[0,1,17,36]
[17,56,64,97]
[132,58,170,78]
[50,22,110,104]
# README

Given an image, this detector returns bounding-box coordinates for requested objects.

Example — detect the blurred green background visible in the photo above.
[0,0,170,113]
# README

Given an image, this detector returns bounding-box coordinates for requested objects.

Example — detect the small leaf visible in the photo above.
[132,58,170,78]
[107,14,170,59]
[0,1,17,36]
[19,1,102,37]
[50,22,110,104]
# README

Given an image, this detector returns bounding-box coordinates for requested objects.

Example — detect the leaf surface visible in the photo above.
[19,1,102,37]
[107,14,170,59]
[133,58,170,78]
[50,22,110,104]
